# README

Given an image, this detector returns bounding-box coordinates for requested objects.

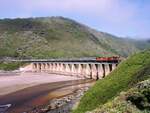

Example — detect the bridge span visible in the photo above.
[19,58,120,80]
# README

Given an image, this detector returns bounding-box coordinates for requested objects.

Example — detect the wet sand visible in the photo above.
[0,79,94,113]
[0,72,94,113]
[0,72,82,95]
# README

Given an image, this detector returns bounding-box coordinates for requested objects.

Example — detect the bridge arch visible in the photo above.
[29,61,119,80]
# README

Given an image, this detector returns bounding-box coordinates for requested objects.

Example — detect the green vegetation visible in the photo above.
[0,61,25,71]
[73,50,150,113]
[91,79,150,113]
[0,17,149,59]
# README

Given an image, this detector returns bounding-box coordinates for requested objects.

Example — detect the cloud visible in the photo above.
[0,0,139,22]
[15,0,137,24]
[0,0,150,38]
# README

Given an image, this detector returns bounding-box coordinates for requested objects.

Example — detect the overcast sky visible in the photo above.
[0,0,150,38]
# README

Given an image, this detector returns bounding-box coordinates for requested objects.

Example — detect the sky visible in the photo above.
[0,0,150,39]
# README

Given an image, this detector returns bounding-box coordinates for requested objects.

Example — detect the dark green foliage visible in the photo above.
[127,89,150,110]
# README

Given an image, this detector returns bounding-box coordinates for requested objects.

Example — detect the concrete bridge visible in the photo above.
[19,58,119,80]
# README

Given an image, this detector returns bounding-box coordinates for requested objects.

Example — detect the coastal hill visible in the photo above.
[0,16,149,59]
[74,49,150,113]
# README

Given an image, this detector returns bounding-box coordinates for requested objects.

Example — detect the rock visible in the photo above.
[66,98,71,102]
[80,92,84,96]
[136,79,150,89]
[40,86,92,113]
[41,108,49,112]
[49,103,56,109]
[68,95,74,100]
[76,93,81,98]
[56,103,63,108]
[84,87,89,92]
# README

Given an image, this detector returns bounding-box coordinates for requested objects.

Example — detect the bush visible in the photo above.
[0,61,25,71]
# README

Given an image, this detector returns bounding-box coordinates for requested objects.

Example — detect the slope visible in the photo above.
[73,49,150,113]
[0,17,144,58]
[91,78,150,113]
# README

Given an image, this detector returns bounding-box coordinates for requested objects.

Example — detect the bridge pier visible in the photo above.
[104,64,110,77]
[91,64,98,80]
[71,64,76,76]
[32,63,36,72]
[65,64,70,75]
[112,63,117,71]
[97,64,104,79]
[77,64,82,78]
[53,63,57,72]
[38,63,42,72]
[85,64,91,79]
[29,61,118,80]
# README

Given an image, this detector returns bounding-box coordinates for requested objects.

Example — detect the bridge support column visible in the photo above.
[65,64,71,75]
[61,64,65,74]
[62,63,66,74]
[91,64,98,80]
[49,63,52,72]
[69,64,72,74]
[44,63,47,72]
[82,64,87,78]
[53,63,56,72]
[85,64,92,79]
[74,64,78,77]
[35,63,38,72]
[51,63,55,72]
[38,63,41,72]
[32,63,36,72]
[105,64,110,76]
[59,63,63,72]
[56,63,59,73]
[59,63,61,72]
[78,64,83,78]
[55,63,58,72]
[48,63,51,72]
[97,64,104,79]
[112,63,117,71]
[45,63,49,72]
[43,63,46,72]
[40,63,44,72]
[71,64,76,76]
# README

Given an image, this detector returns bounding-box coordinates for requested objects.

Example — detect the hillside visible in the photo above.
[73,50,150,113]
[91,78,150,113]
[0,16,148,59]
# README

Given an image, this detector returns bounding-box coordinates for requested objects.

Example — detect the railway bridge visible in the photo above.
[18,58,120,80]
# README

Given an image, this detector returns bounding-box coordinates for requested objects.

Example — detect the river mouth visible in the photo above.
[0,78,94,113]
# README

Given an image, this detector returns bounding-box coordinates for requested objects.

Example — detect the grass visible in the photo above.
[73,50,150,113]
[0,61,25,71]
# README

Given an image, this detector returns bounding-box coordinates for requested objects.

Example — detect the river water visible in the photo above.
[0,72,94,113]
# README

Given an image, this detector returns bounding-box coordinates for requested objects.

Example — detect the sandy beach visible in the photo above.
[0,72,81,96]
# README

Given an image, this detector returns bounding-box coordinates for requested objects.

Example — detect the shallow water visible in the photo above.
[0,72,94,113]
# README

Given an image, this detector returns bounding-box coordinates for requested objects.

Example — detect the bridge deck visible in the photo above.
[11,59,119,63]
